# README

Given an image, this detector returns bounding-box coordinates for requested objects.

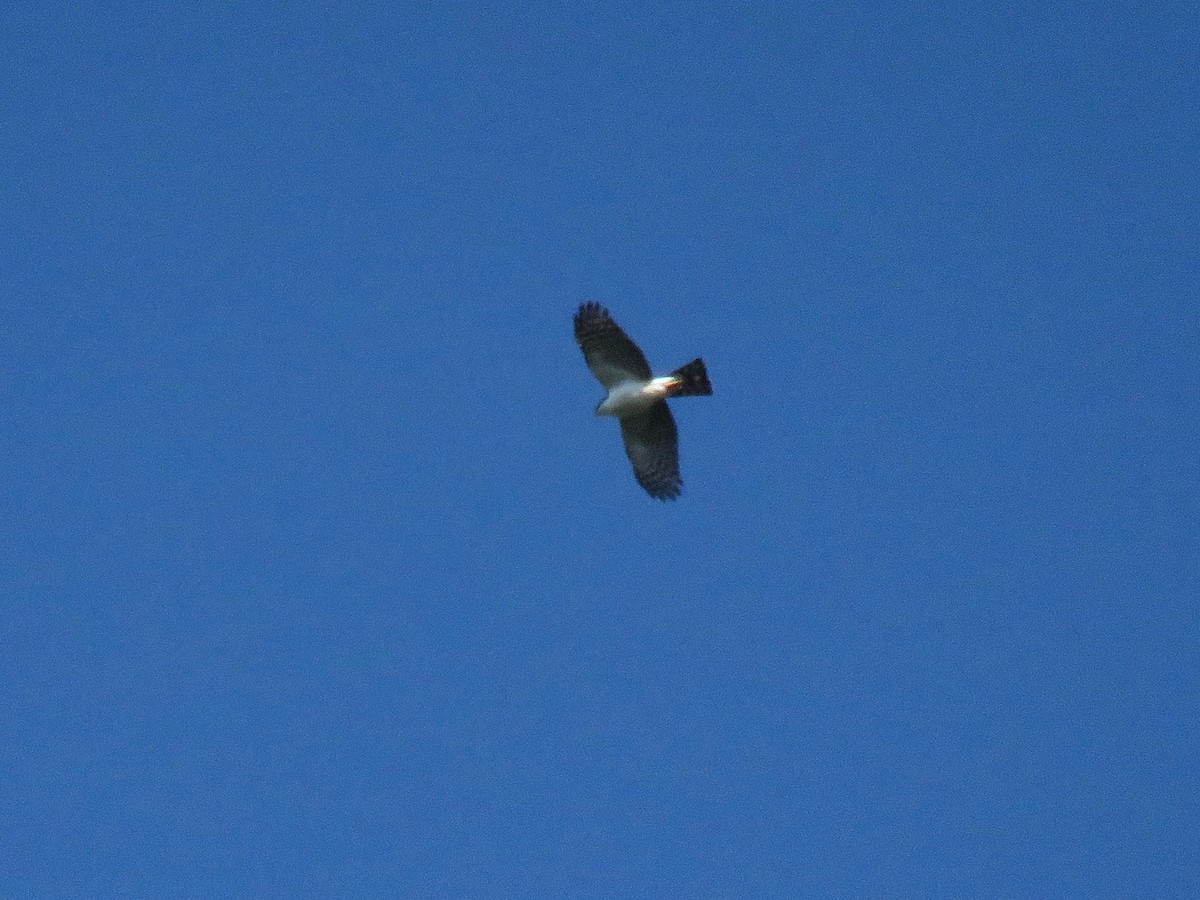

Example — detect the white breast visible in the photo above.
[596,377,676,417]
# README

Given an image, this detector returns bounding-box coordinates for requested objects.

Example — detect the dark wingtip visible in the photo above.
[575,300,608,325]
[643,479,682,501]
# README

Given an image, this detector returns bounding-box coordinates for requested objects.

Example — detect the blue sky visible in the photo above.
[3,3,1197,896]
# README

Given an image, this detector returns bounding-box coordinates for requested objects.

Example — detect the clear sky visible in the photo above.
[3,3,1197,897]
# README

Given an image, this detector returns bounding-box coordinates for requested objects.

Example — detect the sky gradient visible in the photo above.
[3,3,1198,897]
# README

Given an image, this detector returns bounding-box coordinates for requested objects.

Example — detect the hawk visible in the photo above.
[574,301,712,500]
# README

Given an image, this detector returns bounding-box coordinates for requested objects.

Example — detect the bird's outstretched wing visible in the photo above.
[574,301,652,388]
[619,402,682,500]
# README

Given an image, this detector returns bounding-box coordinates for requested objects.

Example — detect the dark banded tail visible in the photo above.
[669,358,712,397]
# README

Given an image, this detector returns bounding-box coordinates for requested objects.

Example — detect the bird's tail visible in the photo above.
[668,358,713,397]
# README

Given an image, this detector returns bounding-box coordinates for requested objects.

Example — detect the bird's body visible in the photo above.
[574,302,712,500]
[594,376,682,417]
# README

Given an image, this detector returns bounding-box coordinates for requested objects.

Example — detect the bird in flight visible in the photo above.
[574,301,712,500]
